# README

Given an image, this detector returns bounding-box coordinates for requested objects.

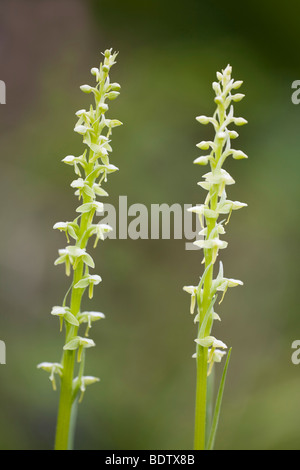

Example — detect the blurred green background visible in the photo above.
[0,0,299,450]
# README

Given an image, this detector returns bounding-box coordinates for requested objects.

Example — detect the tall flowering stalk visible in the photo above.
[38,49,122,450]
[184,65,247,450]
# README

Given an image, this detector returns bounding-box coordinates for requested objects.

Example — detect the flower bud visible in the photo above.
[193,156,209,165]
[80,85,93,93]
[106,119,123,128]
[196,115,210,124]
[74,125,87,135]
[232,150,248,159]
[196,141,211,150]
[233,117,248,126]
[212,81,222,95]
[106,91,120,100]
[228,130,239,139]
[223,64,232,78]
[214,96,223,105]
[98,103,109,114]
[217,131,226,140]
[91,67,99,76]
[109,82,121,91]
[232,80,243,89]
[75,109,87,117]
[62,155,76,164]
[231,93,245,102]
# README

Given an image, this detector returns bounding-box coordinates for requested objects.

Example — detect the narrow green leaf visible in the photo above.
[206,348,232,450]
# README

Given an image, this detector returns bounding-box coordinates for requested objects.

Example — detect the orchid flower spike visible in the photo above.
[185,65,248,450]
[38,49,122,451]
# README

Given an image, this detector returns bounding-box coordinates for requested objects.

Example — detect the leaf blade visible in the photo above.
[206,348,232,450]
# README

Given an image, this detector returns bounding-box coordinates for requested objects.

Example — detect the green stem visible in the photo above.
[54,350,76,449]
[194,216,216,450]
[68,398,79,450]
[194,345,208,450]
[194,102,225,450]
[54,264,83,450]
[207,348,232,450]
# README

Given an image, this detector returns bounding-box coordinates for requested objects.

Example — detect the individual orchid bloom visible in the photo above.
[62,152,87,177]
[76,201,104,215]
[193,237,228,263]
[202,168,235,186]
[105,118,123,129]
[210,261,243,303]
[97,163,119,183]
[183,285,198,314]
[198,222,226,238]
[89,223,113,247]
[74,108,94,130]
[207,348,227,376]
[216,277,244,303]
[74,124,91,135]
[199,168,235,196]
[51,306,79,331]
[63,336,96,363]
[195,336,227,350]
[88,141,110,164]
[53,221,79,242]
[74,274,102,299]
[193,237,228,250]
[54,246,95,275]
[73,375,100,403]
[187,204,219,228]
[217,194,247,223]
[78,311,105,336]
[185,65,247,450]
[212,312,221,322]
[37,362,63,391]
[70,178,95,200]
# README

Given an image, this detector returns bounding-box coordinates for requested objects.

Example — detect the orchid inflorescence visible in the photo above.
[38,49,122,449]
[183,65,247,450]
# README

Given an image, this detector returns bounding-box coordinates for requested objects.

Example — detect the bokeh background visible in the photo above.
[0,0,299,450]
